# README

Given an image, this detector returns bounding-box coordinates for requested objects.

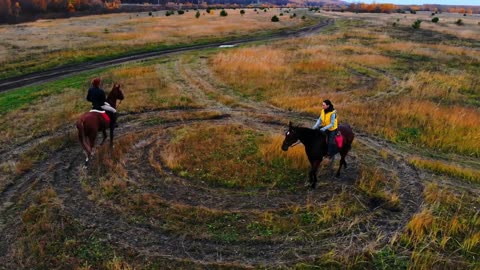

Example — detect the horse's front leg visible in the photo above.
[309,160,321,189]
[327,155,336,176]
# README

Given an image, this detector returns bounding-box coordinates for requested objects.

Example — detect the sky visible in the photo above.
[344,0,480,5]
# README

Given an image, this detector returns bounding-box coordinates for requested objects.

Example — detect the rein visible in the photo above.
[290,141,301,148]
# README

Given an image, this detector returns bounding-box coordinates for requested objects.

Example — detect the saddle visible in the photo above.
[89,109,110,125]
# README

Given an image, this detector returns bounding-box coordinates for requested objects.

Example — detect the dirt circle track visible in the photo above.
[0,73,424,268]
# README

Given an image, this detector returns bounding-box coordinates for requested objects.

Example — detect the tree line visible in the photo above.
[346,2,480,14]
[0,0,121,23]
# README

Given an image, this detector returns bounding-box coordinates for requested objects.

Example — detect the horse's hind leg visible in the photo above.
[336,155,347,177]
[109,127,114,149]
[100,129,107,146]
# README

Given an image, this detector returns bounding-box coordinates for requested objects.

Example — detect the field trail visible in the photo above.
[0,52,432,268]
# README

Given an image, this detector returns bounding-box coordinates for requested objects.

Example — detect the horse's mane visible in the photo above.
[292,126,325,140]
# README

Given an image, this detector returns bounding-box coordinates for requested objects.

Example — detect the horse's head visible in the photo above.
[107,83,125,108]
[109,83,125,101]
[281,122,299,151]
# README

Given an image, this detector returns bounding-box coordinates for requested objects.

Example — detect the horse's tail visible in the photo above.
[76,118,91,156]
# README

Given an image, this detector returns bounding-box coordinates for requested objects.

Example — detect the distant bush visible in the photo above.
[279,13,283,16]
[165,10,174,16]
[412,19,421,29]
[455,19,464,26]
[177,10,184,15]
[301,15,306,20]
[195,10,200,18]
[432,17,439,23]
[410,10,416,14]
[240,9,245,16]
[271,15,279,22]
[220,9,228,17]
[206,7,211,13]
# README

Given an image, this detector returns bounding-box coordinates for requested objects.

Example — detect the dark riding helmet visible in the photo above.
[92,78,101,87]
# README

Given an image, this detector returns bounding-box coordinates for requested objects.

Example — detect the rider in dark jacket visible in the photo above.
[86,78,107,111]
[86,78,117,128]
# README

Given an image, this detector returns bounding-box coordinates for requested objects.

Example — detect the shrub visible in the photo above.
[301,15,306,20]
[410,10,416,14]
[412,19,421,29]
[279,13,283,16]
[177,10,184,15]
[195,10,200,18]
[240,9,245,16]
[220,9,228,17]
[455,19,464,26]
[432,17,439,23]
[206,7,211,13]
[271,15,279,22]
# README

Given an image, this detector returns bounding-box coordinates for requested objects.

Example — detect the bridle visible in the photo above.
[284,130,301,148]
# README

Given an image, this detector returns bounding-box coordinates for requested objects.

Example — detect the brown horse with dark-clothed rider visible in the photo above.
[76,84,124,165]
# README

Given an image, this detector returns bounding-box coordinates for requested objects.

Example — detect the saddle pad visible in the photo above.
[335,133,344,149]
[89,110,110,124]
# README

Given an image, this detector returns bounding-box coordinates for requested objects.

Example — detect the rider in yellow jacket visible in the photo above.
[312,99,338,158]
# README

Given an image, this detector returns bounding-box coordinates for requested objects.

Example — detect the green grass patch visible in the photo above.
[0,70,104,116]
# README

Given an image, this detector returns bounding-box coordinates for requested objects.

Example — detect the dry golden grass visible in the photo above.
[406,209,434,243]
[409,157,480,183]
[323,11,480,41]
[0,9,304,70]
[162,123,306,188]
[344,98,480,155]
[423,183,458,205]
[259,135,309,169]
[400,71,478,101]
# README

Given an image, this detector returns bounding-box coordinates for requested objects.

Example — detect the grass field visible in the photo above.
[0,9,479,269]
[0,8,310,79]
